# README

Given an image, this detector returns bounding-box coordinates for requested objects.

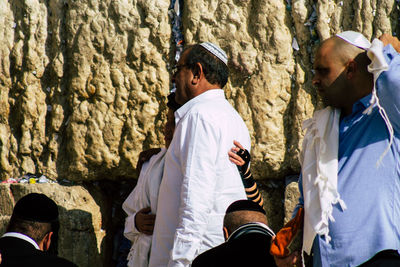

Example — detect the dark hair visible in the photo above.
[223,200,267,236]
[7,216,52,244]
[6,193,59,245]
[185,44,229,88]
[167,92,181,111]
[225,199,266,215]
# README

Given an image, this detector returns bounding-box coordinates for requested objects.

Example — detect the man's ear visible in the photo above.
[191,62,203,85]
[223,226,229,241]
[40,231,53,251]
[345,60,357,79]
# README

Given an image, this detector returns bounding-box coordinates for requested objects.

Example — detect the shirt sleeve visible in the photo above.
[168,114,219,267]
[124,211,140,241]
[122,160,152,241]
[376,45,400,132]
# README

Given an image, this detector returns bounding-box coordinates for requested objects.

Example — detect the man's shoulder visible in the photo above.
[0,237,77,267]
[186,98,243,123]
[26,250,78,267]
[0,249,78,267]
[37,252,78,267]
[192,233,277,267]
[190,96,231,111]
[192,242,228,267]
[381,45,400,80]
[0,235,35,254]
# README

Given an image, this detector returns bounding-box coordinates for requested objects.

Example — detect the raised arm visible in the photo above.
[228,140,263,207]
[379,34,400,53]
[376,34,400,132]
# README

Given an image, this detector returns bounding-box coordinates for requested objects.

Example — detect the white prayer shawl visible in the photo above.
[300,107,344,254]
[300,32,390,255]
[122,148,167,267]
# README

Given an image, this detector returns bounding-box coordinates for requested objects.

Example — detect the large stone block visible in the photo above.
[182,0,399,181]
[0,184,14,216]
[284,175,301,224]
[184,0,298,178]
[0,0,399,182]
[0,0,171,181]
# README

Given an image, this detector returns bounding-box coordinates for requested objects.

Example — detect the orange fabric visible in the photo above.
[270,207,304,257]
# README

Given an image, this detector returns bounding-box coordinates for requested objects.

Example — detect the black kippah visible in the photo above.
[167,92,181,112]
[226,199,266,215]
[13,193,59,223]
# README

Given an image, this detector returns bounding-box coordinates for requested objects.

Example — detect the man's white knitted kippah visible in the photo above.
[336,31,371,50]
[199,42,228,65]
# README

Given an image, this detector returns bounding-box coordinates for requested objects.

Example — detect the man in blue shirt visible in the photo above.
[275,33,400,267]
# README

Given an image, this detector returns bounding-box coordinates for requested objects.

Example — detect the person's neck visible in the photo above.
[341,81,373,117]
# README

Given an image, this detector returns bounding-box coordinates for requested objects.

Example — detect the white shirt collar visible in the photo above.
[227,222,275,242]
[2,232,40,250]
[175,89,224,124]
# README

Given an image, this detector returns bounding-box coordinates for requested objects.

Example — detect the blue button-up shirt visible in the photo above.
[298,44,400,267]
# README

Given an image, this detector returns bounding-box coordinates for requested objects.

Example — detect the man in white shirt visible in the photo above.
[122,92,180,267]
[149,42,250,267]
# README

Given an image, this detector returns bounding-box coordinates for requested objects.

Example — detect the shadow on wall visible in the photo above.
[82,179,136,267]
[57,207,105,267]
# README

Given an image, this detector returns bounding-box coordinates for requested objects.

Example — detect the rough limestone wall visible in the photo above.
[0,0,399,182]
[0,0,171,181]
[184,0,304,180]
[0,0,399,232]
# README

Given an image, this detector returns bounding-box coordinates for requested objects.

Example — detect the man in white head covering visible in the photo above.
[149,42,251,267]
[275,32,400,267]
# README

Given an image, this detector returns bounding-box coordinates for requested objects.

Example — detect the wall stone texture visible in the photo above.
[0,0,171,181]
[0,0,399,183]
[0,0,399,264]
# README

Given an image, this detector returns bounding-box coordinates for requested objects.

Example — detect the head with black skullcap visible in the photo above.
[172,42,229,105]
[223,199,267,240]
[6,193,59,251]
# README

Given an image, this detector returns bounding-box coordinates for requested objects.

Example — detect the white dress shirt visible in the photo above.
[123,148,167,267]
[149,89,250,267]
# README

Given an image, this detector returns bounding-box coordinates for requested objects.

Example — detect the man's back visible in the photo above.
[150,89,250,267]
[0,236,77,267]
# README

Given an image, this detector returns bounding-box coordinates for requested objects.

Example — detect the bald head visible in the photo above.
[321,36,371,72]
[223,200,268,240]
[312,35,374,115]
[223,210,268,237]
[331,36,364,61]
